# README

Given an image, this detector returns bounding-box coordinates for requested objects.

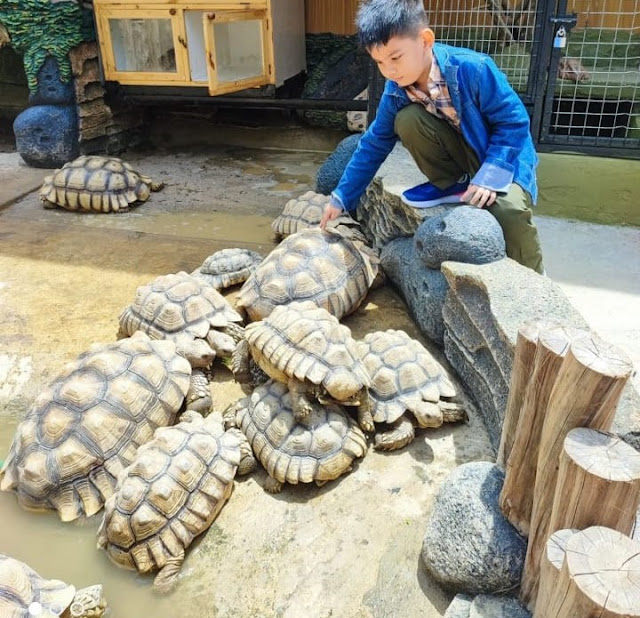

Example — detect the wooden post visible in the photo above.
[497,319,560,468]
[535,528,578,618]
[500,324,585,535]
[539,526,640,617]
[520,333,633,609]
[548,427,640,535]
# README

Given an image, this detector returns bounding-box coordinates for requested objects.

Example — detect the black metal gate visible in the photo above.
[369,0,640,159]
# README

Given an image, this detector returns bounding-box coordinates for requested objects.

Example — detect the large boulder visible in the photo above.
[380,237,448,344]
[415,206,506,269]
[14,104,79,168]
[316,134,361,195]
[28,57,75,106]
[421,462,526,595]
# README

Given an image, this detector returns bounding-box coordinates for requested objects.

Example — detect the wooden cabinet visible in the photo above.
[93,0,306,95]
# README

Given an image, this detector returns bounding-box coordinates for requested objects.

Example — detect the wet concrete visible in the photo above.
[0,142,495,617]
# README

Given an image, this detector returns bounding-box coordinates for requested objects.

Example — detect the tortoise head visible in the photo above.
[68,585,107,617]
[317,373,367,405]
[174,335,215,368]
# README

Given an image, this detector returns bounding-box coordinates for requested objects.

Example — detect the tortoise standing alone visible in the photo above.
[40,155,164,213]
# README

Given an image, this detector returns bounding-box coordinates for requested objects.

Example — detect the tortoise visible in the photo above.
[0,332,195,522]
[271,191,367,243]
[234,301,374,431]
[0,554,107,618]
[357,329,467,451]
[118,271,243,368]
[236,228,379,322]
[40,155,164,213]
[97,411,245,592]
[224,380,367,493]
[191,248,263,291]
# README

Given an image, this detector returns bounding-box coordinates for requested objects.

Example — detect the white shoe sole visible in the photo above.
[401,193,464,208]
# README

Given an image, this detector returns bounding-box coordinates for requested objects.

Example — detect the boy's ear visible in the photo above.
[420,28,435,48]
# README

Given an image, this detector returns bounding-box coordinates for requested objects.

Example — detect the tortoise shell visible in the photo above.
[236,228,379,321]
[234,380,367,487]
[357,329,457,424]
[97,414,241,591]
[191,248,263,290]
[244,301,370,402]
[0,555,107,618]
[0,332,191,522]
[271,191,366,242]
[118,272,242,345]
[39,155,163,213]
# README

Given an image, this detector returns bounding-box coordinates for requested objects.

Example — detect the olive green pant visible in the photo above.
[394,103,544,274]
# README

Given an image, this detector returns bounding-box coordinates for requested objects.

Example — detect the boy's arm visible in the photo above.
[468,56,533,195]
[328,83,400,214]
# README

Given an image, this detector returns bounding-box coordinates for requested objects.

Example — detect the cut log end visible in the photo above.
[571,334,634,379]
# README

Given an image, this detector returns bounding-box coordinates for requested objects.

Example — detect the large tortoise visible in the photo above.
[225,380,367,493]
[0,554,107,617]
[234,301,373,431]
[0,332,194,522]
[271,191,366,243]
[191,248,263,291]
[357,330,467,451]
[118,271,243,367]
[40,155,164,213]
[236,228,379,322]
[97,411,245,592]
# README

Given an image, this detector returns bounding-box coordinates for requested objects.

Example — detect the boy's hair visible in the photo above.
[356,0,429,48]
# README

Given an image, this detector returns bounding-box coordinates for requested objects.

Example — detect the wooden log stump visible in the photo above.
[500,324,585,535]
[497,319,560,468]
[520,333,633,609]
[535,528,578,617]
[537,526,640,617]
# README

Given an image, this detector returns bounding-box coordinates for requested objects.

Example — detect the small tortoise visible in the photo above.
[191,248,263,290]
[271,191,367,243]
[118,271,243,371]
[357,329,467,451]
[97,411,245,592]
[0,332,194,522]
[234,301,373,431]
[225,380,367,493]
[236,228,379,322]
[0,554,107,617]
[40,155,164,213]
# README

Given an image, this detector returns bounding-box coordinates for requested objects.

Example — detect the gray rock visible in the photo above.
[444,594,473,618]
[421,462,526,595]
[441,259,589,448]
[316,134,361,195]
[470,595,531,617]
[380,237,448,344]
[28,57,75,106]
[415,206,506,269]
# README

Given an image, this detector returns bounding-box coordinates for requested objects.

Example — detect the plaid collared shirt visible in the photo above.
[405,56,461,131]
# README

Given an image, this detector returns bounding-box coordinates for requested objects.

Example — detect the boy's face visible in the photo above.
[369,29,435,88]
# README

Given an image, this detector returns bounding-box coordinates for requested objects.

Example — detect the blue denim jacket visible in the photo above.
[333,42,539,211]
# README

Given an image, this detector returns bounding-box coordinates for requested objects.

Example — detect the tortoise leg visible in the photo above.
[356,389,375,433]
[231,339,252,384]
[186,370,211,414]
[288,378,313,422]
[226,427,257,475]
[42,199,57,209]
[374,415,415,451]
[413,401,444,428]
[153,551,185,593]
[263,475,283,493]
[440,400,468,424]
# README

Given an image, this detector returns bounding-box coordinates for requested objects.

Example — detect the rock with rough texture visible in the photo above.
[28,57,75,106]
[415,206,506,269]
[14,105,79,168]
[421,462,526,595]
[316,134,361,195]
[444,594,531,618]
[380,237,448,344]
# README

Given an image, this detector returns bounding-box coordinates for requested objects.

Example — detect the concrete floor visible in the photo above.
[0,132,638,617]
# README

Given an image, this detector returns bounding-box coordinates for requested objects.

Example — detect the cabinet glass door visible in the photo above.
[97,9,189,83]
[203,10,271,95]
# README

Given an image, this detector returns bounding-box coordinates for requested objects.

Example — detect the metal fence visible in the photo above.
[426,0,640,158]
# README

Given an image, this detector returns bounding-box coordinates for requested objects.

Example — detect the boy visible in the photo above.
[320,0,544,274]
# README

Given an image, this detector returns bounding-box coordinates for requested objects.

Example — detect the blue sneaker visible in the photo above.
[401,175,470,208]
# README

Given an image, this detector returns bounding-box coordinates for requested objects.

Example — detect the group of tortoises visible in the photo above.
[0,156,468,606]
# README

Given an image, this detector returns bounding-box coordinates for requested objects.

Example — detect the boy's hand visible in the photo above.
[319,202,343,229]
[461,185,497,209]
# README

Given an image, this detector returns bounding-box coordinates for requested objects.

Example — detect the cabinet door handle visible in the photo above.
[208,53,215,70]
[178,35,187,48]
